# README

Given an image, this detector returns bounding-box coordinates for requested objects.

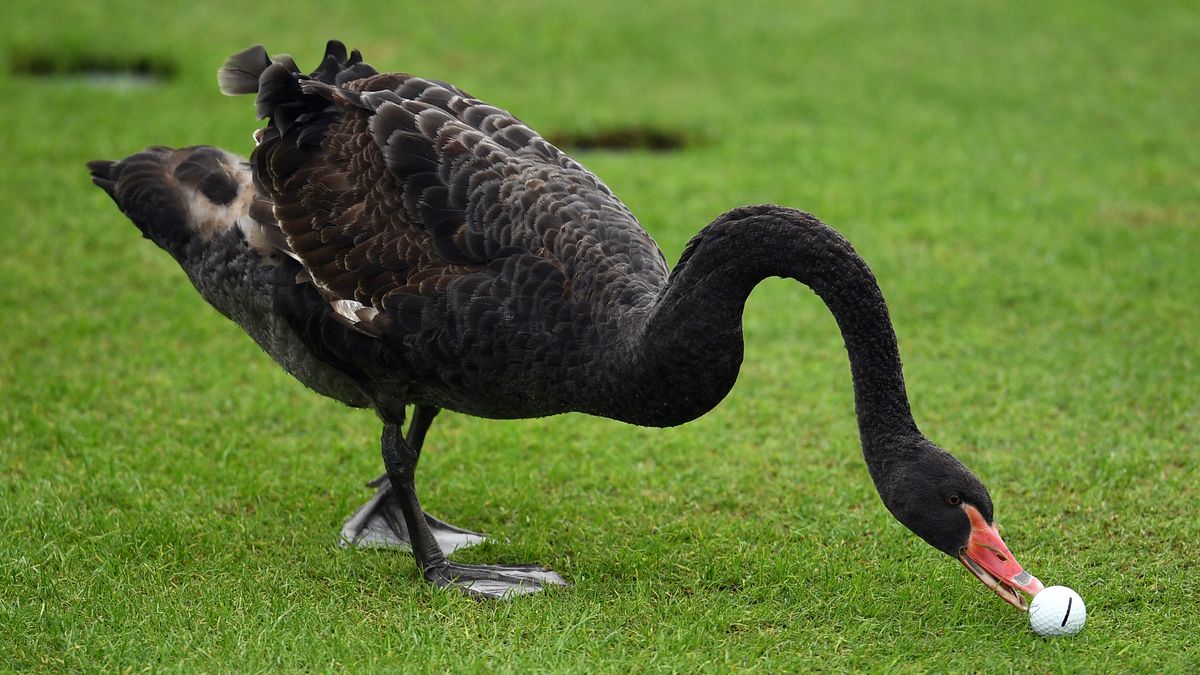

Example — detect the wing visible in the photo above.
[224,42,669,346]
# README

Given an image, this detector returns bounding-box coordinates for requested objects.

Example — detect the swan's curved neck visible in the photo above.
[612,206,921,462]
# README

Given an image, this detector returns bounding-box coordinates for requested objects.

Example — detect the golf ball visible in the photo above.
[1029,585,1086,636]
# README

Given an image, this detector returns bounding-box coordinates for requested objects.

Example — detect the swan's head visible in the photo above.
[874,441,1044,610]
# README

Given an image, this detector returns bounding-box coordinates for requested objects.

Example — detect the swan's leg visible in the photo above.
[379,420,568,598]
[339,405,486,554]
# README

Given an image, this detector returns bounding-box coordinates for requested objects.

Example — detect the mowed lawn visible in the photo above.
[2,0,1198,671]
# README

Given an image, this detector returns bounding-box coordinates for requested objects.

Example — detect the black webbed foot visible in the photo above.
[375,413,569,599]
[424,561,569,598]
[339,475,487,554]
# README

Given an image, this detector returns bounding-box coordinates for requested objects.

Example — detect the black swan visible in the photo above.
[87,40,1044,606]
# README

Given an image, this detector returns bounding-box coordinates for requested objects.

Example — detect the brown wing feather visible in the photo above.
[245,42,669,348]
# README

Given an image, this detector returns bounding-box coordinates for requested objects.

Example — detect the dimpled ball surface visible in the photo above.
[1029,586,1086,636]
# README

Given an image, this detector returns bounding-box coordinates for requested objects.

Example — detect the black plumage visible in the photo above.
[87,41,1044,605]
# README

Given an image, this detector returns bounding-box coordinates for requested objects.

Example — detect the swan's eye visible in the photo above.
[945,494,962,506]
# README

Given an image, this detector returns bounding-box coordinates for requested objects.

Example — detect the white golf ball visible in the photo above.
[1029,585,1086,636]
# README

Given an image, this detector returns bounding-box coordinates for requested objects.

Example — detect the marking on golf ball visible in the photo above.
[1029,586,1086,636]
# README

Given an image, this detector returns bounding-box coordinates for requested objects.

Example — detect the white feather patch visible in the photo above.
[183,150,256,242]
[330,299,379,325]
[234,215,281,258]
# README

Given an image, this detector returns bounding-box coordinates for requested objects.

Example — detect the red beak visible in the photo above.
[957,504,1044,610]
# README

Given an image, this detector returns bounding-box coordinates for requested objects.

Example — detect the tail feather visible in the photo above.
[89,145,302,268]
[87,147,191,253]
[218,44,271,95]
[86,159,120,200]
[255,61,306,122]
[87,146,264,260]
[220,40,378,129]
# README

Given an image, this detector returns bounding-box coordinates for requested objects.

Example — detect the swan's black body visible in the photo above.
[88,41,1043,605]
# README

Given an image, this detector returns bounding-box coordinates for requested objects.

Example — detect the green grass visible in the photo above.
[2,0,1198,670]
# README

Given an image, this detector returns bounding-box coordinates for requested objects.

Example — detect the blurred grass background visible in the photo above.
[1,0,1197,670]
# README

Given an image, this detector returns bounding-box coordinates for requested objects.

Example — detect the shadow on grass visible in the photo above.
[546,127,691,152]
[9,49,175,88]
